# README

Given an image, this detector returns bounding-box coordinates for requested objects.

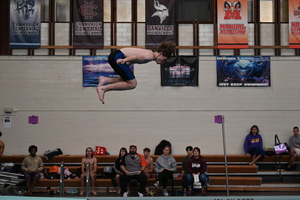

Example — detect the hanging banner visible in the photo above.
[10,0,41,49]
[73,0,103,49]
[82,56,134,87]
[216,56,271,87]
[289,0,300,48]
[217,0,248,49]
[161,56,198,86]
[146,0,176,49]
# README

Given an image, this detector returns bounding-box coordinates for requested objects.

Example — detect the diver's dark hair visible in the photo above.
[156,41,176,59]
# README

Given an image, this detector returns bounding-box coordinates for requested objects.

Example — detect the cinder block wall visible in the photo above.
[1,56,300,156]
[1,1,299,156]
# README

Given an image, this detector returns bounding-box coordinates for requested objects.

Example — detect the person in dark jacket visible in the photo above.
[114,147,127,194]
[181,146,193,191]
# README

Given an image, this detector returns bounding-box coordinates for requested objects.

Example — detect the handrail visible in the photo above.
[85,162,90,197]
[60,162,64,197]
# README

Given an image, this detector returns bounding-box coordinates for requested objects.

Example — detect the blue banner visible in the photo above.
[82,56,134,87]
[10,0,41,49]
[217,56,271,87]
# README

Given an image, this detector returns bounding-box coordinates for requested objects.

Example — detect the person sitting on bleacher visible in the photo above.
[186,147,207,196]
[120,144,147,197]
[21,145,44,196]
[181,146,193,192]
[80,147,97,195]
[114,147,128,194]
[153,146,177,196]
[143,147,154,194]
[287,126,300,171]
[244,125,265,166]
[143,147,154,179]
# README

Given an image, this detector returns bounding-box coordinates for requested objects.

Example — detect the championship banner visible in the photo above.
[10,0,41,48]
[73,0,103,49]
[146,0,176,49]
[82,56,134,87]
[217,56,270,87]
[161,56,198,86]
[217,0,248,49]
[289,0,300,48]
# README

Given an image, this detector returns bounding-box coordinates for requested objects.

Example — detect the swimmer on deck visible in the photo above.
[96,41,176,104]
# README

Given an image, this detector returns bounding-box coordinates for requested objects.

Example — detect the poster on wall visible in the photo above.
[161,56,198,86]
[217,56,270,87]
[73,0,103,49]
[289,0,300,48]
[10,0,41,48]
[145,0,176,49]
[217,0,248,49]
[82,56,134,87]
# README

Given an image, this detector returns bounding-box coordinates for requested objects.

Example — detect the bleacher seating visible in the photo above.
[1,154,300,193]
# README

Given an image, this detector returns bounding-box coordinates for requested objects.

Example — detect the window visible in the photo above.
[280,0,288,22]
[41,0,49,22]
[260,0,274,22]
[248,0,254,22]
[55,0,70,22]
[176,0,211,21]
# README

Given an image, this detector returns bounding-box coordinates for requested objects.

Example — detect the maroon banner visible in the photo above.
[146,0,176,49]
[73,0,103,49]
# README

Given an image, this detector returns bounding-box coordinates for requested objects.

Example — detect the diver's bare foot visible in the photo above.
[92,190,97,195]
[96,87,105,104]
[80,190,84,195]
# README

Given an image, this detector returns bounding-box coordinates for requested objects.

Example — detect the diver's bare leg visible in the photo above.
[97,78,137,104]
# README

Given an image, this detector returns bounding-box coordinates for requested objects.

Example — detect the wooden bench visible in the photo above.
[1,154,299,193]
[3,154,297,164]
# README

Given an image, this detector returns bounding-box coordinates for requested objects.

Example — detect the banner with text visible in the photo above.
[289,0,300,48]
[217,56,270,87]
[217,0,248,49]
[146,0,176,49]
[10,0,41,48]
[73,0,103,49]
[161,56,198,86]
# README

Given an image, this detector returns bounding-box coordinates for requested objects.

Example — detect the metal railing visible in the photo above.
[85,162,90,197]
[58,161,90,196]
[60,162,64,197]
